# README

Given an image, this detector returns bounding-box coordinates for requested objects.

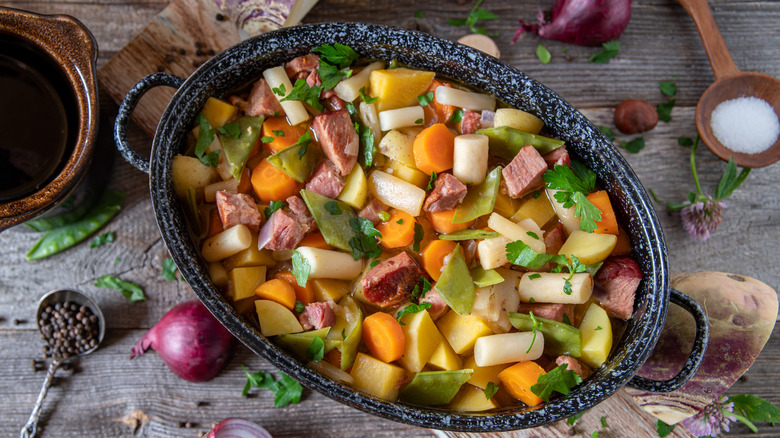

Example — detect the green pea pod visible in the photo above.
[399,369,473,406]
[452,166,501,224]
[300,189,355,252]
[26,190,126,261]
[439,229,500,241]
[326,296,363,370]
[25,189,101,231]
[470,266,504,288]
[275,328,341,361]
[267,133,321,183]
[218,115,264,179]
[508,312,583,357]
[476,126,565,160]
[434,245,474,315]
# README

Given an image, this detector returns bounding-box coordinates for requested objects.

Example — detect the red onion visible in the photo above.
[130,300,234,382]
[514,0,632,47]
[257,210,276,250]
[206,418,273,438]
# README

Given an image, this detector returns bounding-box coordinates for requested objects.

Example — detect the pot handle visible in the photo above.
[114,73,186,174]
[627,288,710,392]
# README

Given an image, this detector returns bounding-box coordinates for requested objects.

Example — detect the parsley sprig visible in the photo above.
[506,240,588,295]
[543,161,602,233]
[348,217,382,260]
[241,365,303,407]
[448,0,497,35]
[281,79,324,112]
[195,114,220,167]
[530,363,583,402]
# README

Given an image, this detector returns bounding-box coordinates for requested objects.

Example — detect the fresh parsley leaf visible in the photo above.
[678,136,694,147]
[264,200,285,219]
[241,365,275,397]
[415,11,424,18]
[396,302,432,323]
[396,219,404,225]
[273,130,285,137]
[421,277,432,298]
[536,44,551,64]
[544,162,596,195]
[345,102,357,116]
[350,217,381,237]
[241,366,303,407]
[195,114,218,167]
[529,273,541,280]
[295,131,312,158]
[418,91,434,107]
[656,419,675,437]
[261,136,275,143]
[600,416,608,428]
[318,61,347,90]
[595,325,603,331]
[217,121,241,139]
[447,0,496,35]
[563,278,573,295]
[526,311,541,353]
[341,328,346,340]
[414,118,423,124]
[369,259,380,268]
[659,81,677,97]
[348,217,382,260]
[94,274,146,302]
[620,137,645,153]
[657,99,676,122]
[281,79,324,112]
[528,297,535,302]
[532,191,541,199]
[291,250,311,287]
[588,41,620,63]
[306,336,325,363]
[562,313,572,325]
[271,83,286,96]
[313,43,359,69]
[526,231,539,240]
[412,222,424,252]
[359,123,375,167]
[571,191,601,233]
[591,432,599,438]
[427,172,438,191]
[715,157,750,200]
[449,109,464,123]
[597,125,616,141]
[506,240,565,269]
[114,257,121,264]
[161,257,178,281]
[359,87,378,104]
[90,231,115,249]
[378,211,391,222]
[294,300,305,313]
[729,394,780,424]
[567,411,586,426]
[531,363,583,402]
[324,201,342,215]
[484,382,499,400]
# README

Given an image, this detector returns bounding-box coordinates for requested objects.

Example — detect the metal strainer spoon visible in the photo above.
[20,289,105,438]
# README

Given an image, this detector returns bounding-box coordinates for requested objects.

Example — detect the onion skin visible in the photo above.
[626,272,778,424]
[515,0,632,47]
[206,418,272,438]
[130,300,235,382]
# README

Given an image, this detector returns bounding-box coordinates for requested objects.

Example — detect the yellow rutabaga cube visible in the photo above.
[255,299,303,337]
[448,384,500,412]
[369,68,435,112]
[387,159,429,189]
[428,339,462,371]
[228,265,266,301]
[463,355,511,390]
[201,97,238,128]
[558,230,617,265]
[350,353,407,401]
[511,192,556,227]
[398,310,443,373]
[436,311,493,355]
[579,303,613,368]
[311,279,350,303]
[338,164,368,209]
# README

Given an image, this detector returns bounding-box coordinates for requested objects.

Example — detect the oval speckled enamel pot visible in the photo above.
[115,23,709,432]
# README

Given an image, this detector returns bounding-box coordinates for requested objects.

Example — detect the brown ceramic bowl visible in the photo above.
[0,8,98,231]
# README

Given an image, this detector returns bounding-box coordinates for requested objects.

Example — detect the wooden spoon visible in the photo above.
[677,0,780,168]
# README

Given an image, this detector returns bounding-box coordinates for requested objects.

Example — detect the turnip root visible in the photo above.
[627,272,778,425]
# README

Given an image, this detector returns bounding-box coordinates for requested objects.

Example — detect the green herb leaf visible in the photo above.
[427,171,438,191]
[620,137,645,153]
[526,231,539,240]
[571,191,602,233]
[715,157,750,200]
[324,201,342,215]
[264,200,285,219]
[530,363,583,402]
[562,313,572,325]
[414,118,423,124]
[396,219,404,225]
[678,136,694,147]
[95,274,146,302]
[529,273,541,280]
[484,382,499,400]
[281,79,324,112]
[89,231,115,249]
[526,311,541,353]
[595,325,603,331]
[271,83,286,96]
[241,366,303,408]
[195,114,218,167]
[439,229,500,240]
[294,300,305,313]
[588,41,620,63]
[291,250,311,287]
[506,240,566,269]
[656,420,675,437]
[657,99,676,122]
[544,162,596,195]
[532,191,541,199]
[345,102,357,116]
[567,411,586,426]
[273,130,285,137]
[447,0,496,34]
[217,121,241,139]
[313,43,359,69]
[600,416,608,428]
[360,123,375,167]
[412,222,424,252]
[350,217,381,238]
[360,86,378,104]
[348,217,383,260]
[536,44,552,64]
[449,109,464,124]
[729,394,780,424]
[369,259,381,268]
[591,432,599,438]
[659,81,677,97]
[415,11,424,18]
[295,131,312,158]
[161,257,178,281]
[318,61,347,91]
[418,91,434,107]
[597,125,615,141]
[421,277,433,298]
[396,302,432,323]
[306,336,325,363]
[261,136,275,143]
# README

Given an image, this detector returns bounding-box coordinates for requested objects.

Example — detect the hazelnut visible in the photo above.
[614,99,659,134]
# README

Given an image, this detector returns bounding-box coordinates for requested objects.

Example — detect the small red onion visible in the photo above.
[514,0,632,47]
[206,418,272,438]
[257,210,277,250]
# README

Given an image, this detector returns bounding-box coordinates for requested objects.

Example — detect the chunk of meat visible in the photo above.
[544,223,566,254]
[543,146,571,169]
[298,302,335,331]
[245,79,284,117]
[361,252,427,308]
[215,191,262,231]
[326,95,346,112]
[312,109,358,176]
[593,256,642,320]
[502,145,548,198]
[285,195,315,233]
[285,54,319,78]
[305,70,335,100]
[517,303,574,323]
[418,289,449,321]
[555,355,591,379]
[358,198,388,225]
[262,209,305,251]
[423,173,468,213]
[460,109,482,134]
[305,160,346,199]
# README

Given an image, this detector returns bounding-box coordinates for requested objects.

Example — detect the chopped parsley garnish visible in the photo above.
[449,109,464,124]
[281,79,324,112]
[532,190,542,199]
[317,62,348,90]
[313,43,359,70]
[595,325,603,331]
[217,121,241,139]
[600,416,609,428]
[273,129,285,137]
[562,313,572,326]
[567,411,586,426]
[294,300,305,313]
[415,11,424,18]
[90,231,115,249]
[620,137,645,153]
[348,217,382,260]
[396,302,432,324]
[241,365,303,407]
[324,201,342,215]
[484,382,499,400]
[341,328,346,340]
[530,363,583,402]
[657,99,676,122]
[264,200,285,219]
[447,0,496,35]
[526,231,539,240]
[358,123,375,167]
[345,102,357,116]
[528,273,541,280]
[526,311,541,353]
[412,222,424,252]
[291,250,311,287]
[659,81,677,97]
[261,136,275,143]
[396,219,404,225]
[161,257,178,281]
[507,240,588,295]
[414,118,423,124]
[588,41,620,64]
[369,259,381,268]
[536,44,551,64]
[271,83,286,96]
[678,136,694,147]
[656,420,675,437]
[294,131,312,158]
[596,125,615,141]
[94,275,146,302]
[417,91,434,107]
[427,171,438,190]
[195,114,220,167]
[359,87,378,104]
[306,337,325,363]
[543,161,601,233]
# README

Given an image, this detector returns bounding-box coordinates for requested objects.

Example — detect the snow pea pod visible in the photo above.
[300,189,355,252]
[508,312,582,357]
[452,166,501,224]
[25,189,100,232]
[218,115,264,179]
[327,296,363,370]
[439,229,499,241]
[267,132,321,183]
[399,369,473,406]
[26,190,126,261]
[434,245,474,315]
[275,328,341,361]
[476,126,565,160]
[470,265,504,288]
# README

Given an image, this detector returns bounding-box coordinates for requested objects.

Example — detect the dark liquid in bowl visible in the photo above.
[0,44,70,202]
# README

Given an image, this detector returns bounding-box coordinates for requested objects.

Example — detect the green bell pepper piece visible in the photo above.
[476,126,565,160]
[470,266,504,288]
[275,328,341,361]
[266,131,321,183]
[300,190,356,252]
[218,115,264,179]
[434,245,474,315]
[452,166,501,224]
[399,370,474,406]
[439,229,499,241]
[508,312,583,357]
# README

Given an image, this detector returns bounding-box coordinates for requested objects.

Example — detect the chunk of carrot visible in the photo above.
[427,209,473,234]
[262,116,308,154]
[207,207,223,238]
[413,123,456,175]
[425,80,455,125]
[298,231,333,250]
[255,278,296,310]
[421,240,458,281]
[362,312,406,363]
[273,270,315,305]
[376,209,416,249]
[251,158,302,203]
[586,190,618,235]
[498,361,546,407]
[236,167,252,194]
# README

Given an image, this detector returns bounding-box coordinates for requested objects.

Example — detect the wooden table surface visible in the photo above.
[2,0,779,437]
